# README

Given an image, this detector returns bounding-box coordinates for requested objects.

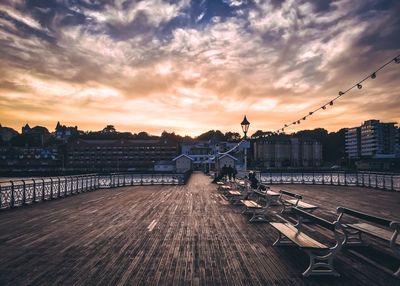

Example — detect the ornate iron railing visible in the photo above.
[257,171,400,191]
[0,172,189,210]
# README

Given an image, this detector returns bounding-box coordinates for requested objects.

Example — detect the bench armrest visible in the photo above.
[390,222,400,230]
[337,206,392,228]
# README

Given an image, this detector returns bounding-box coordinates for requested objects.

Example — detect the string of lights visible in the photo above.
[274,53,400,134]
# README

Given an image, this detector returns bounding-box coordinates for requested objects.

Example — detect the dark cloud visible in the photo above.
[0,0,399,134]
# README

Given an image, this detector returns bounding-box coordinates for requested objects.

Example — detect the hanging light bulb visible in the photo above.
[309,112,313,115]
[394,57,400,64]
[371,72,376,79]
[357,84,362,89]
[302,117,306,120]
[293,121,296,125]
[322,106,326,110]
[329,101,333,106]
[297,120,300,124]
[338,91,344,96]
[284,124,288,127]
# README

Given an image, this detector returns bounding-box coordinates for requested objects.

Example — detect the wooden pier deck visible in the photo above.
[0,172,399,285]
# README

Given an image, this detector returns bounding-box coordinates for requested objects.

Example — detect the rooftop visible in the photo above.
[0,173,399,285]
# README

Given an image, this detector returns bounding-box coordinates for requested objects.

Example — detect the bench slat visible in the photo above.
[270,222,328,249]
[228,190,241,196]
[286,199,317,210]
[241,200,262,208]
[347,223,400,245]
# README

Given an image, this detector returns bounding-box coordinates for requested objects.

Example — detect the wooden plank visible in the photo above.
[227,190,241,196]
[270,222,328,249]
[347,223,400,245]
[240,200,262,209]
[0,173,399,285]
[285,199,317,210]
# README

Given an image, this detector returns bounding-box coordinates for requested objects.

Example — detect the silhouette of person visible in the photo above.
[227,166,233,181]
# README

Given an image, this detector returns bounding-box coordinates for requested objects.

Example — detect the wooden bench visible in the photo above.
[254,188,280,206]
[218,185,231,195]
[226,190,245,205]
[278,190,318,213]
[337,207,400,277]
[270,207,344,277]
[240,199,268,222]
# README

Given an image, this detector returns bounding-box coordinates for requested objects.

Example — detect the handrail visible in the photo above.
[0,172,190,210]
[258,171,400,191]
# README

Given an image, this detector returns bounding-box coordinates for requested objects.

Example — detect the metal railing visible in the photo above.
[0,172,189,210]
[257,171,400,191]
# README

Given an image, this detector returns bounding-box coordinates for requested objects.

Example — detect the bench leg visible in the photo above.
[273,232,294,246]
[391,241,400,277]
[280,203,291,214]
[249,209,267,223]
[303,249,340,277]
[342,226,363,246]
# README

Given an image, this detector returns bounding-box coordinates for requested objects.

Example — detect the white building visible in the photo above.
[173,154,193,173]
[346,120,398,159]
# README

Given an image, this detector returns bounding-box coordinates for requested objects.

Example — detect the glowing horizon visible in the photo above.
[0,0,399,137]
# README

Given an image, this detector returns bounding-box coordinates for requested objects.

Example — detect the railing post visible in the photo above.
[42,179,45,201]
[22,180,26,205]
[10,181,15,208]
[391,175,394,191]
[32,179,36,202]
[57,177,61,197]
[383,174,386,190]
[0,184,2,208]
[50,178,54,199]
[141,174,143,186]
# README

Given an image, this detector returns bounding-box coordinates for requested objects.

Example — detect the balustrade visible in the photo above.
[0,172,187,210]
[257,171,400,192]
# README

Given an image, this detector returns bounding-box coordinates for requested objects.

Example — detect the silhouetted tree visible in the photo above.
[196,130,225,141]
[102,125,117,133]
[224,131,241,142]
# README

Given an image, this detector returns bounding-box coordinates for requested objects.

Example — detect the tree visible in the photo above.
[251,130,274,138]
[224,131,241,142]
[102,125,117,133]
[196,130,225,141]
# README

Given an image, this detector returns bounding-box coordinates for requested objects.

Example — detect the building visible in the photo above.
[154,160,175,172]
[66,139,178,171]
[253,136,322,168]
[0,146,59,169]
[180,141,238,170]
[173,154,194,173]
[215,154,238,173]
[345,120,398,159]
[0,125,18,142]
[55,122,78,141]
[21,124,51,146]
[345,127,361,159]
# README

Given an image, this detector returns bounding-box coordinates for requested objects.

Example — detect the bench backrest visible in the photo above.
[293,207,335,231]
[337,207,392,228]
[279,190,302,200]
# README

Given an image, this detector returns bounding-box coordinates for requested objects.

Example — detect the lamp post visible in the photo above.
[241,115,250,172]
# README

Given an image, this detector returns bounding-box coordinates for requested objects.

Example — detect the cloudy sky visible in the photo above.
[0,0,399,136]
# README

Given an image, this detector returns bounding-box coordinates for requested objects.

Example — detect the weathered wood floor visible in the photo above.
[0,172,399,286]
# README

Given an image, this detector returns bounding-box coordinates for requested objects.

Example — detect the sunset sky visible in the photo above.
[0,0,399,136]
